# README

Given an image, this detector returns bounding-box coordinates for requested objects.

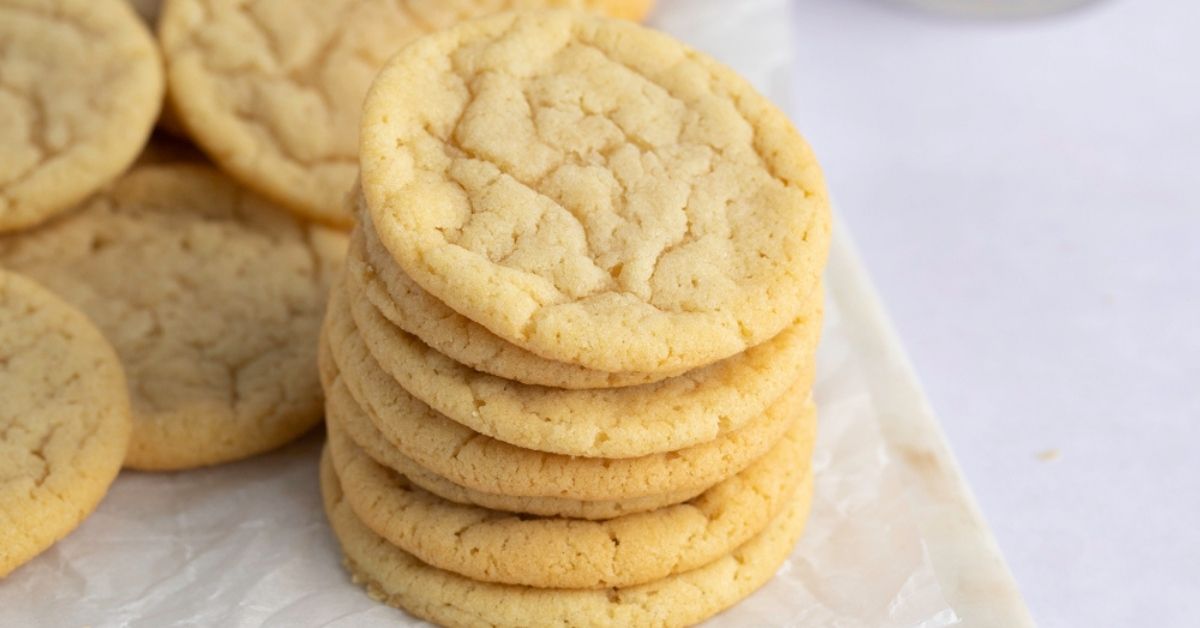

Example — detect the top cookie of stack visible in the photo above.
[358,11,829,377]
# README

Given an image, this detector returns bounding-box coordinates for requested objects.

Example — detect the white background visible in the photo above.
[783,1,1199,626]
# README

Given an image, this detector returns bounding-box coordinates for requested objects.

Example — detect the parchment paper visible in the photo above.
[0,1,961,625]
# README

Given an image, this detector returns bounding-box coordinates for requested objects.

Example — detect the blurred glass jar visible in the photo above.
[891,0,1101,18]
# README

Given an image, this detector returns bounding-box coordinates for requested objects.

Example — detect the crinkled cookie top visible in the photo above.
[361,11,830,374]
[158,0,654,228]
[0,165,345,470]
[0,270,131,577]
[0,0,161,233]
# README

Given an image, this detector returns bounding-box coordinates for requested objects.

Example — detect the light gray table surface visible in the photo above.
[783,1,1199,626]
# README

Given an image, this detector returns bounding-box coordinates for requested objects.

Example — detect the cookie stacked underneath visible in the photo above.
[319,10,831,626]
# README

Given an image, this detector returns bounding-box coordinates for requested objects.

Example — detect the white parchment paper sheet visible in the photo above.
[0,1,960,625]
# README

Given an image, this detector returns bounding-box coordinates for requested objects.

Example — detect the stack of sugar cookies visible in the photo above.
[2,0,661,580]
[319,11,831,626]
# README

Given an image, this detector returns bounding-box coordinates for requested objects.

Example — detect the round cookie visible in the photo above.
[0,165,346,470]
[0,270,132,577]
[320,333,811,501]
[0,0,162,233]
[349,212,682,388]
[328,412,813,588]
[158,0,655,228]
[334,269,821,457]
[328,401,706,520]
[321,447,815,627]
[359,10,831,373]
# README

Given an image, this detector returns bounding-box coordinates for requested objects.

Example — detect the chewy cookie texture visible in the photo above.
[333,269,821,457]
[328,408,712,521]
[323,449,816,628]
[0,270,131,578]
[0,0,829,621]
[360,9,830,375]
[0,0,162,234]
[158,0,655,228]
[0,165,344,471]
[324,9,832,627]
[327,413,814,589]
[321,342,812,503]
[351,211,686,389]
[0,0,360,578]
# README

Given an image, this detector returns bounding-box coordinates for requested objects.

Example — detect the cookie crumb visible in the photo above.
[1035,448,1061,462]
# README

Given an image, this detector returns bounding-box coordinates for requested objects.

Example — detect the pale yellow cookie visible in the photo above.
[0,0,162,233]
[320,333,811,500]
[360,10,830,373]
[0,165,345,470]
[158,0,655,228]
[328,412,813,588]
[349,211,683,388]
[0,270,132,578]
[334,269,821,457]
[322,447,815,627]
[329,402,706,520]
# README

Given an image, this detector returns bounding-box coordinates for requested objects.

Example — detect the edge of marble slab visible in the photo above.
[826,217,1036,628]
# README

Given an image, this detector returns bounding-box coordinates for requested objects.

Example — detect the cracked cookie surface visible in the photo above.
[158,0,654,228]
[351,208,684,388]
[328,410,813,589]
[334,265,822,457]
[322,446,814,627]
[0,0,162,233]
[0,165,345,470]
[320,330,811,501]
[0,270,131,578]
[360,11,830,373]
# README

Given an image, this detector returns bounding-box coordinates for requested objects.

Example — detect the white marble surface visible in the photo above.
[784,1,1200,626]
